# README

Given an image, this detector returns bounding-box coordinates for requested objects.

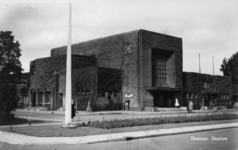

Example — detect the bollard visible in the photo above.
[29,121,31,126]
[103,114,104,121]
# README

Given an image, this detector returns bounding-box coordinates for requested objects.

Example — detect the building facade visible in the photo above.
[27,29,234,111]
[51,29,183,111]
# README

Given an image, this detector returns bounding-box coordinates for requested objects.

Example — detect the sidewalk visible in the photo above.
[0,122,238,145]
[16,108,235,116]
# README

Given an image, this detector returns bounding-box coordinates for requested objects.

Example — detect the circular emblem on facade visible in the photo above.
[124,44,132,54]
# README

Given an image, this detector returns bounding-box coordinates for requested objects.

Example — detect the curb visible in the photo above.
[131,124,238,140]
[15,109,229,116]
[89,126,238,144]
[88,123,238,144]
[0,122,238,145]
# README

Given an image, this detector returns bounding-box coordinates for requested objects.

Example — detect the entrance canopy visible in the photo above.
[147,87,183,92]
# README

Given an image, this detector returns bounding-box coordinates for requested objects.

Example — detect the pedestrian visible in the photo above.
[71,100,76,119]
[86,101,92,112]
[188,100,193,113]
[175,98,179,108]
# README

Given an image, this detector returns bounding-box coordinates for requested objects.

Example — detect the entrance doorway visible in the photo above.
[153,91,176,107]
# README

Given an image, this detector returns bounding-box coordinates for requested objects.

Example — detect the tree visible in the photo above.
[0,31,23,118]
[220,52,238,84]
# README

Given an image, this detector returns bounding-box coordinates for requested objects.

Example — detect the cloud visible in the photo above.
[1,0,237,75]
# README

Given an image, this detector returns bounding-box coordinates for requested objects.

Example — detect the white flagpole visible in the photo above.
[199,53,201,74]
[213,56,215,92]
[212,56,215,91]
[65,3,72,124]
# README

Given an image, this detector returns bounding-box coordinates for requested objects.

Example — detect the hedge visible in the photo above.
[77,113,238,129]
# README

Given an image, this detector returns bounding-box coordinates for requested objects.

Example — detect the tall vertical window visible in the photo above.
[157,59,167,81]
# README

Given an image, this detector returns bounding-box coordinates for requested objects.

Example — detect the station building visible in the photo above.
[27,29,234,111]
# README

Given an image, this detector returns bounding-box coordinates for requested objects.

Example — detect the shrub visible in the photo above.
[86,114,238,129]
[82,122,87,126]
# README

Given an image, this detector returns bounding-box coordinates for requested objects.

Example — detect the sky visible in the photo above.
[0,0,238,75]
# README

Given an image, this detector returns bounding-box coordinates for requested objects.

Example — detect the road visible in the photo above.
[1,127,238,150]
[13,109,238,123]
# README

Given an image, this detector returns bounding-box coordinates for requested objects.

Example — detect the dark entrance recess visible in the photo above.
[32,92,36,107]
[153,91,175,107]
[148,87,182,107]
[205,94,218,106]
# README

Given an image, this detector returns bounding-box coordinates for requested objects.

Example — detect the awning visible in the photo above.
[147,87,183,92]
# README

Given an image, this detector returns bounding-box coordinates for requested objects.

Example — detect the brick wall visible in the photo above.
[183,72,233,108]
[183,72,232,94]
[233,85,238,96]
[121,31,140,108]
[30,55,97,92]
[51,33,123,69]
[50,29,184,109]
[141,30,183,107]
[51,30,141,108]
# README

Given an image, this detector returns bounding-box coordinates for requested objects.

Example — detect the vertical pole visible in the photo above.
[213,56,215,92]
[212,56,215,92]
[199,53,201,74]
[29,91,32,107]
[55,73,59,109]
[65,3,72,124]
[36,92,38,107]
[42,91,45,107]
[50,89,53,110]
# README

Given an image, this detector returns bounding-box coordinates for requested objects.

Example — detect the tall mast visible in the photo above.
[199,53,201,74]
[65,3,72,124]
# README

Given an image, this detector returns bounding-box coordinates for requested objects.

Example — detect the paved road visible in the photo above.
[1,127,237,150]
[13,109,238,123]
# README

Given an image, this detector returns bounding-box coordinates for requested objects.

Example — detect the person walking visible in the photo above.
[71,100,76,119]
[86,101,92,112]
[188,100,193,113]
[175,98,179,108]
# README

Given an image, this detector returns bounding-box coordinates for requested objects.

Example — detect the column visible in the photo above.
[53,87,57,110]
[201,98,204,108]
[42,91,45,107]
[50,89,54,110]
[63,92,66,109]
[29,91,32,107]
[55,73,59,110]
[36,92,38,107]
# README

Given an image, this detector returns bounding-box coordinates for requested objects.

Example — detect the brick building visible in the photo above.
[29,54,122,111]
[28,29,234,111]
[13,72,30,108]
